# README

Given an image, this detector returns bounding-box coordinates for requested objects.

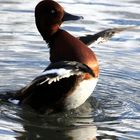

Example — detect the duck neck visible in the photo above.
[38,24,60,43]
[47,29,62,47]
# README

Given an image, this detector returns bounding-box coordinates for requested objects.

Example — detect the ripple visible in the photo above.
[107,19,140,26]
[0,0,140,139]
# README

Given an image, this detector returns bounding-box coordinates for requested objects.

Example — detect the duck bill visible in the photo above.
[62,11,83,21]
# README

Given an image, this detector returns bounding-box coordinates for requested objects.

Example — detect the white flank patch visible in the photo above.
[64,78,98,110]
[8,99,19,105]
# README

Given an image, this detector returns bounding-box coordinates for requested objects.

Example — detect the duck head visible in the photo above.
[35,0,83,41]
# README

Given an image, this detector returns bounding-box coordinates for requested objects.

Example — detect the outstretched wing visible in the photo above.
[79,26,136,45]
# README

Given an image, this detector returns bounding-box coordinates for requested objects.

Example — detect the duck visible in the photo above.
[0,0,134,113]
[7,0,98,113]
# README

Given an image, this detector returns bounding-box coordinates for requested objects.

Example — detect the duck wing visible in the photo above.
[79,26,136,45]
[12,61,95,112]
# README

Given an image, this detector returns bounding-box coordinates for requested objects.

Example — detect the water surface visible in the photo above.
[0,0,140,139]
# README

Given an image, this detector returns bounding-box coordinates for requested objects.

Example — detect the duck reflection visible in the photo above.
[15,97,98,140]
[16,124,97,140]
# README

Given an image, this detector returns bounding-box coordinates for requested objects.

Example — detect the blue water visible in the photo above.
[0,0,140,139]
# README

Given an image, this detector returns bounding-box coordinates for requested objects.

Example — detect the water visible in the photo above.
[0,0,140,139]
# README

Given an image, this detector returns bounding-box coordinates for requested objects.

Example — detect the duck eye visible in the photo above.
[50,9,56,14]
